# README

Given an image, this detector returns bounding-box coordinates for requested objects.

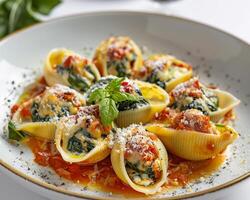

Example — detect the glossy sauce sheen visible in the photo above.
[26,138,225,196]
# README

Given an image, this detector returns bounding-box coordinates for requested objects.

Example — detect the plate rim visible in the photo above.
[0,10,249,200]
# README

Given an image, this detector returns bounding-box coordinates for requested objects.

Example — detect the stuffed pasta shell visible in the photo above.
[55,105,112,164]
[93,36,143,77]
[44,48,100,93]
[115,79,169,127]
[134,54,192,92]
[111,125,168,194]
[12,84,86,140]
[86,76,169,127]
[170,78,240,122]
[147,109,238,160]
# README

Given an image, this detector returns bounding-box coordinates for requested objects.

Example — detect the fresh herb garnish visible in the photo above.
[0,0,61,38]
[8,121,26,141]
[88,77,143,125]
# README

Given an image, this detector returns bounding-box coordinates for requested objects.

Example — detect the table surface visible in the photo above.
[1,0,249,199]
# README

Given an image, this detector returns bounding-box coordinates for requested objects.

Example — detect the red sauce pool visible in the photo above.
[15,78,226,196]
[25,138,225,197]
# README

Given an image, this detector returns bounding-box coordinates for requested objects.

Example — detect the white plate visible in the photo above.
[0,11,249,200]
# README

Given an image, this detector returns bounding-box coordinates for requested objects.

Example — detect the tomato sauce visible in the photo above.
[25,137,225,196]
[20,77,225,196]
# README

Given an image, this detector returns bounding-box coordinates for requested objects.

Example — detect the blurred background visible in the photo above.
[0,0,249,200]
[0,0,250,42]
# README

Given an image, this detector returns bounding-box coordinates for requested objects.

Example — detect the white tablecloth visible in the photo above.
[1,0,249,199]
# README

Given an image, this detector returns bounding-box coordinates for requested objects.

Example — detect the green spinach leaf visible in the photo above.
[0,0,61,38]
[8,121,26,141]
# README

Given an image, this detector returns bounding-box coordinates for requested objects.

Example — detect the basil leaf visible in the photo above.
[99,98,118,125]
[88,88,108,103]
[32,0,61,15]
[111,91,142,103]
[8,121,26,141]
[106,77,124,92]
[87,77,146,125]
[111,91,131,102]
[0,0,61,39]
[8,0,26,33]
[0,3,9,38]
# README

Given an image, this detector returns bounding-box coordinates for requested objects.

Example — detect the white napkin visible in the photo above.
[0,60,37,104]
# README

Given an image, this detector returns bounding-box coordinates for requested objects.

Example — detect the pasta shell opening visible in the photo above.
[12,84,86,140]
[93,36,143,77]
[146,123,238,161]
[44,48,100,93]
[111,125,168,194]
[55,106,112,165]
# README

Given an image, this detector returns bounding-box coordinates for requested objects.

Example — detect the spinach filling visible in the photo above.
[146,69,166,89]
[172,87,219,115]
[107,52,137,78]
[31,102,51,122]
[107,59,129,77]
[126,162,156,180]
[117,86,148,111]
[67,128,95,154]
[180,100,209,115]
[201,88,219,111]
[117,99,149,111]
[56,64,68,75]
[57,106,70,118]
[85,65,97,82]
[126,161,157,186]
[67,136,83,154]
[68,73,89,92]
[31,102,70,122]
[56,64,90,92]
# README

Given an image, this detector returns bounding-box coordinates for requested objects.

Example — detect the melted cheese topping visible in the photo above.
[59,55,97,82]
[8,37,241,195]
[31,84,85,122]
[46,49,100,93]
[55,105,112,163]
[171,78,219,115]
[116,125,162,186]
[94,36,142,77]
[155,108,213,133]
[135,54,191,89]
